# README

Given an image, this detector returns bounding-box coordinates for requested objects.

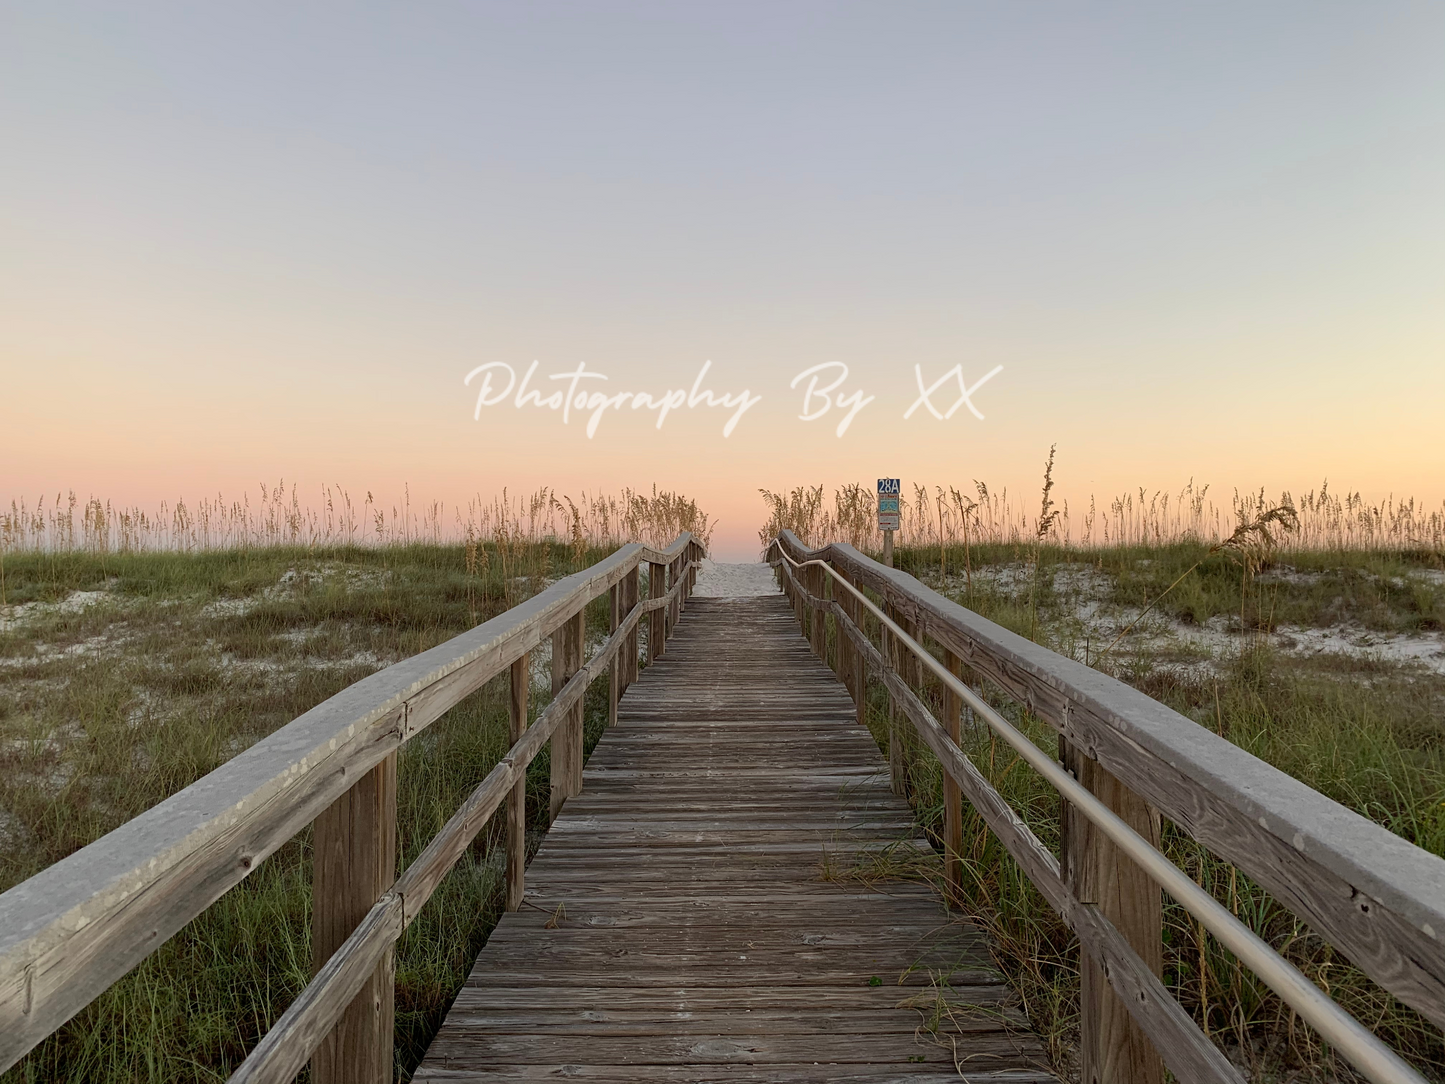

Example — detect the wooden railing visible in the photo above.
[769,530,1445,1084]
[0,533,704,1083]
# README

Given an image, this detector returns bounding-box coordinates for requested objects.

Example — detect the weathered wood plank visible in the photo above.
[228,571,684,1081]
[311,751,397,1084]
[648,561,666,664]
[415,595,1058,1081]
[549,611,584,820]
[1062,740,1164,1084]
[831,600,1243,1084]
[0,536,697,1070]
[232,894,405,1084]
[941,646,964,898]
[506,654,528,912]
[777,531,1445,1031]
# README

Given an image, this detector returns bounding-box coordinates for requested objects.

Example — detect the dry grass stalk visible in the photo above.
[759,468,1439,556]
[1,484,713,555]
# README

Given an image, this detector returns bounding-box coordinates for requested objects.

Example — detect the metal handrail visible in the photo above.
[772,546,1426,1084]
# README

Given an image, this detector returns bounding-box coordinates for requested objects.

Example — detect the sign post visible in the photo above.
[877,478,900,568]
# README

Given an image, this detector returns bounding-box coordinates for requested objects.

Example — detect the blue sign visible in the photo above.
[877,478,900,496]
[877,496,899,514]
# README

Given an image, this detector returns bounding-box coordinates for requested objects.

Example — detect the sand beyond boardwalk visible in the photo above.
[691,559,780,597]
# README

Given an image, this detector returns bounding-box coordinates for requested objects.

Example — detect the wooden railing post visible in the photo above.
[623,564,640,690]
[607,584,619,728]
[809,565,825,658]
[677,548,689,613]
[1061,742,1165,1084]
[896,610,920,797]
[941,647,964,899]
[311,752,397,1084]
[507,654,528,911]
[672,555,683,624]
[550,610,584,821]
[648,561,666,663]
[883,602,906,796]
[824,570,838,674]
[835,569,864,730]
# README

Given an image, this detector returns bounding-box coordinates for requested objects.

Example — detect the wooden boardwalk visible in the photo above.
[416,594,1056,1083]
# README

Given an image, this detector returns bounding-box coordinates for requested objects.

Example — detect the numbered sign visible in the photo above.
[877,478,900,532]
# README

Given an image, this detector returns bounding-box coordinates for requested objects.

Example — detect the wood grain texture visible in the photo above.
[1061,742,1164,1084]
[550,613,584,821]
[809,563,826,658]
[231,894,405,1084]
[941,647,964,899]
[649,562,666,665]
[622,567,639,692]
[775,531,1445,1031]
[414,595,1057,1082]
[607,585,619,729]
[829,595,1241,1084]
[230,586,660,1081]
[311,752,397,1084]
[507,655,528,912]
[0,536,696,1070]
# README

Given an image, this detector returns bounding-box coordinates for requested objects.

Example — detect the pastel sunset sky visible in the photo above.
[4,4,1442,559]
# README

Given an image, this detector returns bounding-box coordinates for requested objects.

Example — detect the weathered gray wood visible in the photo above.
[809,563,826,656]
[416,1069,1055,1083]
[607,585,619,729]
[834,604,1069,915]
[665,558,676,638]
[941,646,964,899]
[884,603,907,797]
[550,612,584,821]
[1072,903,1244,1084]
[0,536,698,1071]
[777,530,1445,1031]
[1062,741,1164,1084]
[620,567,636,691]
[837,567,864,731]
[507,655,528,913]
[415,595,1056,1081]
[311,751,397,1084]
[648,561,666,664]
[231,635,624,1083]
[830,600,1244,1084]
[893,607,921,799]
[231,894,405,1084]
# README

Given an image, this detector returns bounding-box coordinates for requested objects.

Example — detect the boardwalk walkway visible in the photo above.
[416,588,1056,1082]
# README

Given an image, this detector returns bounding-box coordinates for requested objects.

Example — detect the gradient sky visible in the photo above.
[3,3,1443,559]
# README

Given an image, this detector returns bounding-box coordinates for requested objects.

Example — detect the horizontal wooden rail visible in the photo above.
[0,535,701,1078]
[770,536,1440,1084]
[828,592,1241,1084]
[772,532,1445,1030]
[229,602,645,1084]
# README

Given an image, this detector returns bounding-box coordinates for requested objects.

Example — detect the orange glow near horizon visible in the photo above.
[3,7,1443,561]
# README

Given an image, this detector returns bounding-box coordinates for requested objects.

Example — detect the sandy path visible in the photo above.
[691,559,780,597]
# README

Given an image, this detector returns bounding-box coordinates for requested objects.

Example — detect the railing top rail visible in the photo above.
[772,539,1426,1084]
[773,531,1445,948]
[0,532,695,1070]
[639,534,694,563]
